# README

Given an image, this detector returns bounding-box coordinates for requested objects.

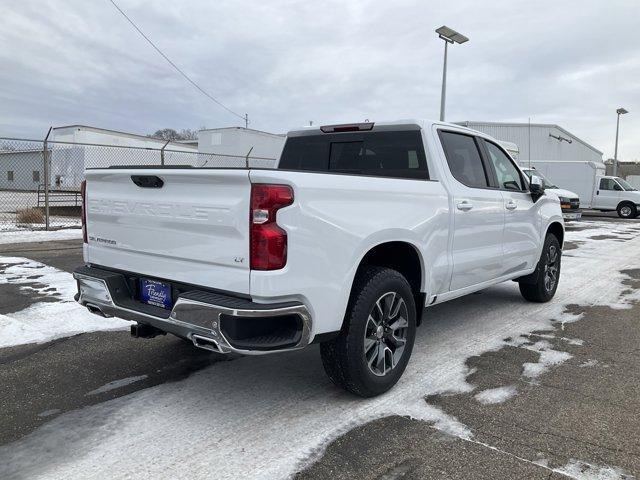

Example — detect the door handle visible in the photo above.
[456,201,473,211]
[505,200,517,210]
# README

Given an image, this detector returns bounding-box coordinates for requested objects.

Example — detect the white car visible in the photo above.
[522,168,582,221]
[74,120,564,397]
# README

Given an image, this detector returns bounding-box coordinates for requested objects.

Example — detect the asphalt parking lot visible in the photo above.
[1,213,639,479]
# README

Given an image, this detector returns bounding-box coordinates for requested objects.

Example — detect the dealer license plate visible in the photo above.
[139,278,173,309]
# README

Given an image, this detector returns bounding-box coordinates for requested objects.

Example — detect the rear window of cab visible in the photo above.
[278,131,429,180]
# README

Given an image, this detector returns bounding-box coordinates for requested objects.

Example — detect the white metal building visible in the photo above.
[456,121,603,165]
[49,125,198,190]
[50,125,200,150]
[0,149,45,191]
[198,127,285,163]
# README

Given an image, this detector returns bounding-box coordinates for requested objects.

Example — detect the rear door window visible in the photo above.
[438,131,489,188]
[278,131,429,180]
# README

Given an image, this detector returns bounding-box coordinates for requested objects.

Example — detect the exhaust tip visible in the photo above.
[191,334,222,353]
[86,303,112,318]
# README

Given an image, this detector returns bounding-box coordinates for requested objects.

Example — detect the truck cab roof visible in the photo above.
[286,119,478,138]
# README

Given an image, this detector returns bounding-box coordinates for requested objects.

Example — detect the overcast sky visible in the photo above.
[1,0,638,159]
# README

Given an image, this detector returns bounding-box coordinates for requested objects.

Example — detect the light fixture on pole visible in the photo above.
[613,107,629,176]
[435,26,469,122]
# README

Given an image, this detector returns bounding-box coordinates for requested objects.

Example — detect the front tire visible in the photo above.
[617,202,637,219]
[519,233,561,303]
[320,266,417,397]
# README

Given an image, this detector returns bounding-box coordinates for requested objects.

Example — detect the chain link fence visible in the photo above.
[0,137,277,232]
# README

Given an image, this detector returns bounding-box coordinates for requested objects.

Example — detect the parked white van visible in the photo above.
[521,168,581,220]
[526,160,640,218]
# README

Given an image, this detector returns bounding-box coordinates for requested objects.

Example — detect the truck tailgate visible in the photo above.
[84,168,251,294]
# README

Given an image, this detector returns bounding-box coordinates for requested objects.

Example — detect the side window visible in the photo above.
[439,131,489,188]
[483,141,525,191]
[600,178,621,191]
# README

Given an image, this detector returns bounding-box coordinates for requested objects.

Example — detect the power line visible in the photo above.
[107,0,248,126]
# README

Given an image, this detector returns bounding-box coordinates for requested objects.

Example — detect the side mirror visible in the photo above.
[530,175,545,201]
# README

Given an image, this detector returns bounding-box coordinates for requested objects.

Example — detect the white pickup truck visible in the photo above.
[74,120,564,397]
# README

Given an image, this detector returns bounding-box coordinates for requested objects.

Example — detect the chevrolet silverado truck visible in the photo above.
[74,120,564,397]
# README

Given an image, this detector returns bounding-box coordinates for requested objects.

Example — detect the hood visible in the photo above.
[546,188,579,200]
[621,190,640,202]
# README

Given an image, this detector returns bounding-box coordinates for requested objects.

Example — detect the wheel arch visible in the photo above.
[546,221,565,248]
[351,241,426,325]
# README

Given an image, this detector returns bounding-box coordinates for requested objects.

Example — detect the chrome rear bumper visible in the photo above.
[73,266,312,356]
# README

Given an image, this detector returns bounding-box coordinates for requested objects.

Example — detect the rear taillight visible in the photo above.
[250,184,294,270]
[81,180,87,243]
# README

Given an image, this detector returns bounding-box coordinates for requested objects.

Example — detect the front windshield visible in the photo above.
[523,169,557,189]
[615,177,638,191]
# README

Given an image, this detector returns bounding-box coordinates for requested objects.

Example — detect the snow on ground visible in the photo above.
[37,410,61,419]
[0,257,130,348]
[579,359,600,368]
[474,385,517,405]
[86,375,148,396]
[0,220,639,479]
[553,459,633,480]
[0,228,81,244]
[521,339,573,379]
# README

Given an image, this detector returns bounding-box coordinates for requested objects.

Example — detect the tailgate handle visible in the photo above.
[131,175,164,188]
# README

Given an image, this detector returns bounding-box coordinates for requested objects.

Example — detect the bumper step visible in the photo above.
[73,265,312,355]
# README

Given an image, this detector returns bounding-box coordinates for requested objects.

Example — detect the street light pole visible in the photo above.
[440,40,448,122]
[435,26,469,122]
[613,107,628,176]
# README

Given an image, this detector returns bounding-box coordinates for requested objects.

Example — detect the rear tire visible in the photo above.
[617,202,637,219]
[320,266,417,397]
[519,233,561,303]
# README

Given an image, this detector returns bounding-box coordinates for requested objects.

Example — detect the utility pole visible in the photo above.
[244,113,249,129]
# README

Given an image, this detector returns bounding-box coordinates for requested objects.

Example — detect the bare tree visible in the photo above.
[149,128,199,141]
[178,129,198,140]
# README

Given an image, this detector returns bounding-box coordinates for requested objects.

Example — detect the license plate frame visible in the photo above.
[139,278,173,310]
